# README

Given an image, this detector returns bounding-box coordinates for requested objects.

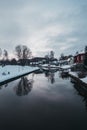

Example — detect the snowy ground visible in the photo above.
[59,65,71,70]
[69,71,78,77]
[69,72,87,84]
[69,71,87,84]
[60,65,87,85]
[0,65,39,83]
[80,77,87,84]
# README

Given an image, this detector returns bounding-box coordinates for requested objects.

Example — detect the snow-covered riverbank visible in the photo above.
[69,71,87,84]
[0,65,39,83]
[59,64,87,85]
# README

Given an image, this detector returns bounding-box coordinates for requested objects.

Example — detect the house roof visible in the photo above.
[74,50,85,56]
[79,50,85,54]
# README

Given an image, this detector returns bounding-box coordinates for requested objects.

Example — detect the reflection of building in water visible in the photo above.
[45,72,55,84]
[73,83,87,111]
[15,77,34,96]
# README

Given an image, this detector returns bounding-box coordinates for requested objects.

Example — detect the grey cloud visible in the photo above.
[0,0,87,57]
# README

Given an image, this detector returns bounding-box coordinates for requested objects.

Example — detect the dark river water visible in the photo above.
[0,70,87,130]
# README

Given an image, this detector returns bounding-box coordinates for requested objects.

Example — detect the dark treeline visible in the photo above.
[0,45,58,66]
[0,57,58,66]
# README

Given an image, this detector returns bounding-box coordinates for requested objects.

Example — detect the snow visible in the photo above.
[60,65,71,69]
[1,65,87,85]
[80,77,87,84]
[41,64,49,67]
[69,71,87,84]
[79,51,85,55]
[69,71,78,77]
[0,65,39,83]
[74,50,85,56]
[41,64,58,68]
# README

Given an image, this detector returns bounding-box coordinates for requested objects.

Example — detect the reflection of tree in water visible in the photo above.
[45,71,55,84]
[73,83,87,111]
[0,83,8,89]
[15,77,33,96]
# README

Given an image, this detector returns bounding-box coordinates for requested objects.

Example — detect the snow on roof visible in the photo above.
[79,50,85,54]
[74,50,85,56]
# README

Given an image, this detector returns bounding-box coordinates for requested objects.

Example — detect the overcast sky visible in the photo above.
[0,0,87,58]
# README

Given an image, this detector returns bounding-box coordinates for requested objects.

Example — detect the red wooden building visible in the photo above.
[74,51,85,64]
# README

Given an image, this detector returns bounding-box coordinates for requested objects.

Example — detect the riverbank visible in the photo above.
[59,64,87,87]
[0,65,39,85]
[69,71,87,88]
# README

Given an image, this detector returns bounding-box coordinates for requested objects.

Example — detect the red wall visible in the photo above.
[74,54,85,64]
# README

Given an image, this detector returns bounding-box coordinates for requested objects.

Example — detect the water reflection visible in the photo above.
[0,70,87,129]
[14,77,34,96]
[0,83,8,89]
[44,71,55,84]
[59,71,69,80]
[0,85,3,89]
[71,80,87,111]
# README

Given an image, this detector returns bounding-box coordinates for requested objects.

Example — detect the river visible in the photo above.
[0,70,87,129]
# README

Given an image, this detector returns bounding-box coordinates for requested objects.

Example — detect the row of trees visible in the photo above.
[15,45,32,59]
[59,53,73,61]
[0,45,32,61]
[45,51,55,60]
[0,45,55,61]
[0,45,56,66]
[0,48,8,60]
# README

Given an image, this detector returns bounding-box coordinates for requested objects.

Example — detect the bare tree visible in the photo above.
[3,49,8,60]
[45,54,49,59]
[59,53,64,60]
[50,51,54,59]
[22,45,32,59]
[15,45,32,60]
[15,45,22,59]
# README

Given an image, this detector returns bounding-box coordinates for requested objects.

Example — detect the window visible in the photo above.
[77,56,79,62]
[81,55,83,61]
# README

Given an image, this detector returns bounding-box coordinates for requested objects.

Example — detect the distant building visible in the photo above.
[30,57,58,65]
[59,60,69,66]
[74,50,85,64]
[67,56,74,65]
